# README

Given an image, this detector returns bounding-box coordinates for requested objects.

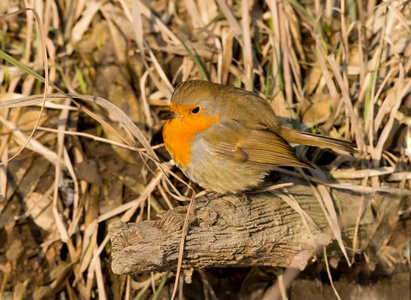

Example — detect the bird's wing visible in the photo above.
[202,121,312,168]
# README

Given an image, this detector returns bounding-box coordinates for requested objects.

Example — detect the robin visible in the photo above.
[162,80,356,194]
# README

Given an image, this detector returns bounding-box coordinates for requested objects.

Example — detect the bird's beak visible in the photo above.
[162,111,180,120]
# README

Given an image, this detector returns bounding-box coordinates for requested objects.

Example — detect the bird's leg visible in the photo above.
[194,190,221,204]
[206,191,224,200]
[240,191,252,204]
[206,191,239,211]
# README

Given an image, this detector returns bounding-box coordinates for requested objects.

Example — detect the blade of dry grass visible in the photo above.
[278,4,294,113]
[94,245,107,300]
[0,8,50,166]
[184,0,204,28]
[273,166,411,196]
[221,28,234,84]
[271,188,318,245]
[132,0,180,45]
[351,195,367,264]
[97,174,161,223]
[131,0,173,98]
[374,60,409,163]
[241,0,253,90]
[171,192,196,300]
[0,143,8,213]
[318,184,350,265]
[1,92,191,200]
[52,97,72,242]
[373,66,401,130]
[265,0,282,89]
[215,0,242,37]
[324,246,342,300]
[63,147,80,231]
[326,53,364,151]
[0,115,62,166]
[331,167,395,179]
[303,168,351,265]
[140,70,155,130]
[69,2,102,46]
[174,35,209,81]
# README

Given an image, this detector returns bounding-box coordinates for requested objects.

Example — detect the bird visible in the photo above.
[162,80,356,194]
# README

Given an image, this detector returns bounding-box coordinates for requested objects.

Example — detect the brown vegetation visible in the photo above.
[0,0,410,299]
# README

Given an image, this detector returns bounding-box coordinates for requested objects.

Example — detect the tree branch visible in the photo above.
[108,177,403,274]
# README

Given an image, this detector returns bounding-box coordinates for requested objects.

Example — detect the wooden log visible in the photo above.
[108,177,404,275]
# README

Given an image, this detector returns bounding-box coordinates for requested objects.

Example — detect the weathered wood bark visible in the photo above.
[108,177,405,275]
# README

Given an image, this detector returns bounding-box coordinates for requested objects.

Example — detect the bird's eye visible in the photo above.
[191,107,200,114]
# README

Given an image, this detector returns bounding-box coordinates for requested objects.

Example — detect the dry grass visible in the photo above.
[0,0,410,299]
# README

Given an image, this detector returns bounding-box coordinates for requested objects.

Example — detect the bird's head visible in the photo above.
[162,80,224,123]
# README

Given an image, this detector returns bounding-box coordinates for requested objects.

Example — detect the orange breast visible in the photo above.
[163,106,220,168]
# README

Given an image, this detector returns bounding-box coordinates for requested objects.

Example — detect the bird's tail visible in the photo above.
[280,126,357,153]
